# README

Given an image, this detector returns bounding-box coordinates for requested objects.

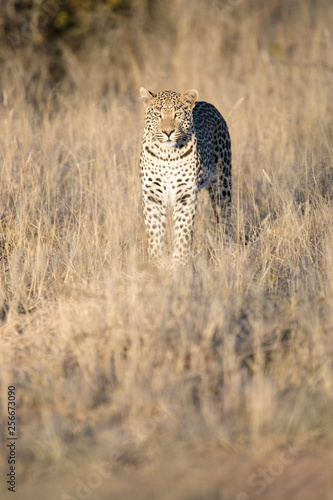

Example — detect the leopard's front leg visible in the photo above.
[142,190,167,266]
[172,187,198,266]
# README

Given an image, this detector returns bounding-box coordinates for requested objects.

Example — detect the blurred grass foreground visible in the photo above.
[1,1,333,499]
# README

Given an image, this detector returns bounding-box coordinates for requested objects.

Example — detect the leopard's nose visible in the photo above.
[163,129,175,137]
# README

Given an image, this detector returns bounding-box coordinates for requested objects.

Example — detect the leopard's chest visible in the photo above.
[140,142,199,206]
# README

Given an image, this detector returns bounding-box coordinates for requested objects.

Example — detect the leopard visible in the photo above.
[139,87,232,267]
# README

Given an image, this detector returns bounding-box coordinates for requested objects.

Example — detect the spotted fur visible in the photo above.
[140,87,231,266]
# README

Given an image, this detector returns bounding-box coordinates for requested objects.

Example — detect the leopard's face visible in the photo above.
[140,88,198,148]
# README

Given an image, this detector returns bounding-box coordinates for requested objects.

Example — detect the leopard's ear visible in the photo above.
[180,89,198,109]
[140,87,157,109]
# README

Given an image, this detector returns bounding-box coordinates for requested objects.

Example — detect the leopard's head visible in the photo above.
[140,88,198,148]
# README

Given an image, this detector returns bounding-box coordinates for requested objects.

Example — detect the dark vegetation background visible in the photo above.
[1,0,329,101]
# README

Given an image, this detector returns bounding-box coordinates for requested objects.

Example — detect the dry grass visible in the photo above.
[1,1,333,498]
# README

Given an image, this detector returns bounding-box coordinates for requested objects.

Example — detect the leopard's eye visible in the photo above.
[153,112,162,118]
[174,111,183,118]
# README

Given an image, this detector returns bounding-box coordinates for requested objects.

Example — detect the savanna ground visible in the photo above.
[1,1,333,498]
